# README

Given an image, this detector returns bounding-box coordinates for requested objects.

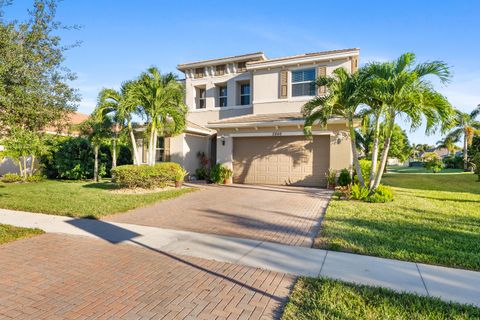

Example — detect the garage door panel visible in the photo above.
[233,136,329,187]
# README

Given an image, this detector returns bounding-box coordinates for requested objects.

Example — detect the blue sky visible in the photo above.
[4,0,480,145]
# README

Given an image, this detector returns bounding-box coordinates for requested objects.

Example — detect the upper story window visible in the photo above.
[240,84,250,105]
[197,88,206,109]
[194,68,205,79]
[215,65,226,76]
[218,86,227,107]
[237,61,247,72]
[291,69,316,97]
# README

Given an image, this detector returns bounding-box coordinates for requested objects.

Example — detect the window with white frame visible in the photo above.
[240,83,250,105]
[197,88,206,109]
[218,86,227,107]
[291,69,316,97]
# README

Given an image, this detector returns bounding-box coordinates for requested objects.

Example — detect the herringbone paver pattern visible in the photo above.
[107,184,331,247]
[0,233,295,320]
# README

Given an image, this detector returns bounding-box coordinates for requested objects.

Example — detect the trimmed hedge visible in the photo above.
[111,163,182,189]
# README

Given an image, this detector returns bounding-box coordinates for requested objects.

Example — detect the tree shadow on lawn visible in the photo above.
[318,217,480,270]
[82,182,120,190]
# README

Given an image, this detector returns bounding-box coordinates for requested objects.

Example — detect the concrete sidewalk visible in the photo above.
[1,208,479,308]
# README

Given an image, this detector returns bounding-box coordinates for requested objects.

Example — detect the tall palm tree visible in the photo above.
[445,106,480,170]
[95,81,141,165]
[365,53,454,189]
[436,136,458,156]
[131,67,187,166]
[303,68,367,187]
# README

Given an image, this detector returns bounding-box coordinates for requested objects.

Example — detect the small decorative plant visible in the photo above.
[424,154,444,173]
[174,168,188,188]
[325,169,337,189]
[220,166,233,184]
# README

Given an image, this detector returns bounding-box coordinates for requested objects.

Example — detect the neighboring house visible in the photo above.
[0,111,90,175]
[136,48,360,187]
[419,147,451,160]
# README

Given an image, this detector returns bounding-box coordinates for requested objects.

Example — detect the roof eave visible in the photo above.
[207,118,350,129]
[177,52,267,71]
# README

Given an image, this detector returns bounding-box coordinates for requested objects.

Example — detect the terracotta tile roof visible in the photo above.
[247,48,360,66]
[208,113,304,125]
[43,111,90,135]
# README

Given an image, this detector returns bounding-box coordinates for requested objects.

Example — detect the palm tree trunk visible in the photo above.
[22,156,27,179]
[372,116,395,190]
[148,122,156,166]
[30,155,35,177]
[128,121,140,165]
[349,118,365,187]
[369,114,381,189]
[464,129,469,171]
[18,159,24,179]
[94,145,99,182]
[112,136,117,169]
[151,129,158,165]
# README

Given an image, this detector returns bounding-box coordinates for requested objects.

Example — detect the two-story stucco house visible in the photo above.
[136,48,360,187]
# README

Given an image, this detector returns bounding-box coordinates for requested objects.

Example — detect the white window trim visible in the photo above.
[291,68,316,98]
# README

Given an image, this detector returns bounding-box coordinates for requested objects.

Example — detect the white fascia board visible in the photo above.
[207,118,348,129]
[228,131,334,138]
[246,50,359,70]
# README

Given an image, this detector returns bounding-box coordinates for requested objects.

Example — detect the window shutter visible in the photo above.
[164,137,171,162]
[279,70,288,99]
[317,66,327,95]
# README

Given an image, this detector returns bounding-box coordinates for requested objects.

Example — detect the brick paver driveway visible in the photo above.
[107,184,332,247]
[0,233,294,320]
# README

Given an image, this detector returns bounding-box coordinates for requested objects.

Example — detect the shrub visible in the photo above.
[366,184,394,203]
[337,169,352,186]
[1,173,22,183]
[354,159,372,185]
[350,184,369,201]
[209,164,232,184]
[425,157,444,173]
[174,167,188,182]
[443,155,463,169]
[195,167,208,180]
[50,137,96,179]
[26,174,44,183]
[111,162,182,189]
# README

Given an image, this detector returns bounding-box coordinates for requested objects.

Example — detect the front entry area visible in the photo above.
[232,135,330,187]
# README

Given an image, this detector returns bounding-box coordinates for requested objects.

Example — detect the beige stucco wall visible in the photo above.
[168,133,209,175]
[251,58,352,115]
[187,107,253,127]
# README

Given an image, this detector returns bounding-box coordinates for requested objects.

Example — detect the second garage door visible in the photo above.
[232,136,330,187]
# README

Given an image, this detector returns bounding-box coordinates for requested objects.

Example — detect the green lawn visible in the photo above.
[282,277,480,320]
[0,180,194,218]
[315,173,480,270]
[0,224,44,245]
[387,165,464,174]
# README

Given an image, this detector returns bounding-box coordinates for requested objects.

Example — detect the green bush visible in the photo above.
[425,157,444,173]
[350,184,370,201]
[26,174,45,183]
[443,155,463,169]
[355,159,372,185]
[47,137,96,179]
[1,173,22,183]
[111,162,181,189]
[366,184,394,203]
[195,167,208,180]
[209,164,232,183]
[337,169,352,186]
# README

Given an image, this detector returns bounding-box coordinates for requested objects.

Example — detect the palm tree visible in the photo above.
[95,81,141,166]
[436,136,458,156]
[80,116,113,182]
[131,67,187,166]
[445,106,480,170]
[365,53,453,189]
[303,68,367,187]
